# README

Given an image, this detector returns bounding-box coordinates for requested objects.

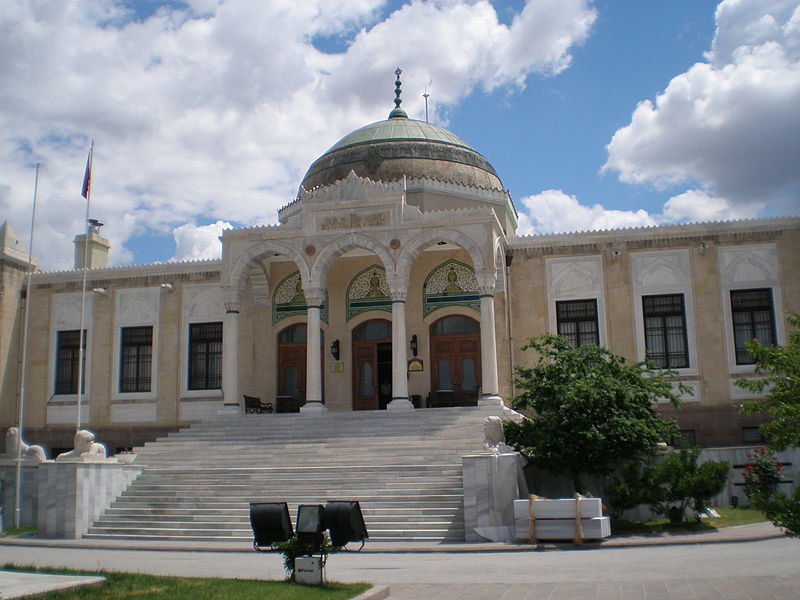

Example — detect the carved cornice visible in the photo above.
[299,170,404,204]
[509,217,800,254]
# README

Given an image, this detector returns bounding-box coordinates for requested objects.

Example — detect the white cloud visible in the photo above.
[660,189,761,222]
[604,0,800,213]
[516,189,657,235]
[171,220,232,261]
[515,187,763,237]
[0,0,595,270]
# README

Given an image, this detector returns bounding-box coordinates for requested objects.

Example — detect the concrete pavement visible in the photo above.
[1,522,798,599]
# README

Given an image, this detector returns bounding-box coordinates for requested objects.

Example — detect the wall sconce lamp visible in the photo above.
[160,283,174,291]
[330,339,340,360]
[410,334,418,357]
[91,287,107,295]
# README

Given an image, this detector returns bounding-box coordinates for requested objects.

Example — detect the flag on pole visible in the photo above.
[81,141,93,199]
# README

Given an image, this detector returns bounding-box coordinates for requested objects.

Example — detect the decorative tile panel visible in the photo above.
[272,271,328,325]
[423,260,479,317]
[346,264,391,321]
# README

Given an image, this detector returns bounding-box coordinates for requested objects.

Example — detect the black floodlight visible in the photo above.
[325,500,368,549]
[249,502,293,551]
[296,504,326,550]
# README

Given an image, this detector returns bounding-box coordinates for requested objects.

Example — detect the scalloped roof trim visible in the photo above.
[297,171,404,202]
[511,216,800,241]
[406,174,507,195]
[36,257,223,276]
[422,206,496,218]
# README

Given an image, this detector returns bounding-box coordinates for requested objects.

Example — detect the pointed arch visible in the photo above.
[309,234,395,284]
[397,227,487,279]
[225,240,309,299]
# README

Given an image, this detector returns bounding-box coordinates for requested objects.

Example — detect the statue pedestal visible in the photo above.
[36,462,141,538]
[0,460,40,528]
[462,452,528,542]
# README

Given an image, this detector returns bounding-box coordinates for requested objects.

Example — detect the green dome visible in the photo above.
[326,118,474,154]
[300,115,503,191]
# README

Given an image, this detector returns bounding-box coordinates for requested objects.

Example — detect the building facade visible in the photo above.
[2,89,798,454]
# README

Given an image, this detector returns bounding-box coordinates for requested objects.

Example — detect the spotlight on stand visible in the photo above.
[325,500,368,550]
[249,502,293,551]
[296,504,326,552]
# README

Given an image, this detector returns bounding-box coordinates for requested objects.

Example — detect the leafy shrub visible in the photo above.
[604,447,729,523]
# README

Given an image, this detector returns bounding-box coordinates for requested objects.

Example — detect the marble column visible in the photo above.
[222,301,240,408]
[301,288,327,413]
[388,288,413,411]
[478,272,502,405]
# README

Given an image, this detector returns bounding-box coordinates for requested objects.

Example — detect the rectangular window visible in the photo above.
[742,426,763,444]
[120,326,153,393]
[731,288,776,365]
[556,299,599,348]
[670,429,697,448]
[188,322,222,390]
[55,329,86,395]
[643,294,689,368]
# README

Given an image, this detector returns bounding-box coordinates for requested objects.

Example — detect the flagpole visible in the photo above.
[14,163,40,528]
[76,141,93,432]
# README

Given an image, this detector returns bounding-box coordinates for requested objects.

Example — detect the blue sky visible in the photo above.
[1,0,797,270]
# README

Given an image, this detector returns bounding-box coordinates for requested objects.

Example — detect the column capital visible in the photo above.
[389,288,407,302]
[303,287,325,307]
[224,301,241,314]
[476,268,498,296]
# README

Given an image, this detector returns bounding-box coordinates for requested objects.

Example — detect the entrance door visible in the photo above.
[276,324,323,412]
[352,319,392,410]
[429,316,481,407]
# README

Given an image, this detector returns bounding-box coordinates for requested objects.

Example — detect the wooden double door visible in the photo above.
[276,324,323,411]
[352,319,392,411]
[429,316,481,407]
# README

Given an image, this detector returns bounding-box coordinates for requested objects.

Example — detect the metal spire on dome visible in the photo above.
[388,67,408,119]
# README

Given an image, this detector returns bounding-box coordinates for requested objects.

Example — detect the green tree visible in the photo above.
[504,334,682,493]
[737,312,800,450]
[736,313,800,537]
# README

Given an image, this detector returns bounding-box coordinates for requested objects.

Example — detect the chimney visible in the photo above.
[74,219,110,269]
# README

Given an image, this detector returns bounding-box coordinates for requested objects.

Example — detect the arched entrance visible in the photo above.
[352,319,392,411]
[276,323,324,412]
[429,315,481,407]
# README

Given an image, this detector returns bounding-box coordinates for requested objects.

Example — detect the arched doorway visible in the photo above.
[429,315,481,407]
[276,323,324,412]
[352,319,392,411]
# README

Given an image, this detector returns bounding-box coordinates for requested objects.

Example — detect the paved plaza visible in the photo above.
[1,523,799,599]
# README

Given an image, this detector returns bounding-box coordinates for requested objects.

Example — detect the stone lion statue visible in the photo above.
[3,427,46,462]
[56,429,109,462]
[483,416,515,454]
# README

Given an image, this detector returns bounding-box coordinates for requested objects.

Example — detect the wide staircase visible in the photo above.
[84,405,504,543]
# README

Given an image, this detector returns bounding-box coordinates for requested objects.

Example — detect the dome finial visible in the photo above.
[389,67,408,119]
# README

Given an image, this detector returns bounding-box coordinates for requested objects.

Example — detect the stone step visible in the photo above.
[85,405,502,543]
[83,530,465,542]
[102,506,460,518]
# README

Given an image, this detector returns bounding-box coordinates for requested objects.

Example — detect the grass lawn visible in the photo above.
[612,505,767,535]
[1,565,371,600]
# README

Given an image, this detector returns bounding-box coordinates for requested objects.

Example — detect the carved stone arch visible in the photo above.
[494,240,506,293]
[728,254,776,283]
[636,255,687,289]
[226,240,309,299]
[551,261,600,297]
[243,260,270,307]
[310,234,395,285]
[119,295,158,324]
[397,228,486,278]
